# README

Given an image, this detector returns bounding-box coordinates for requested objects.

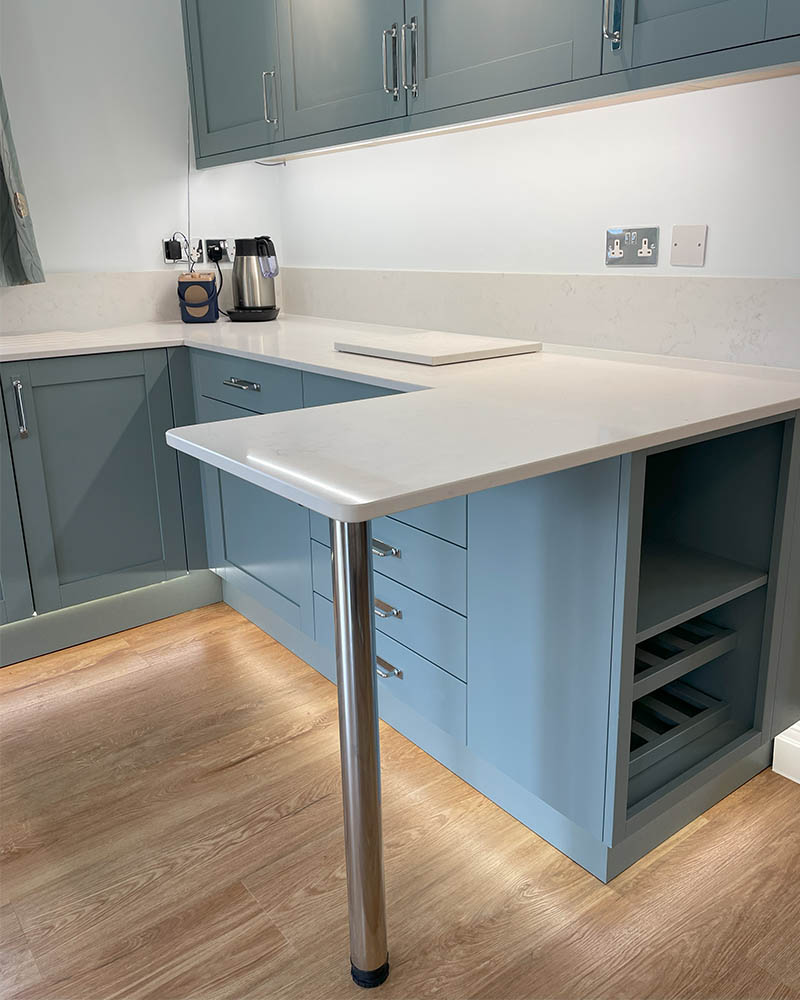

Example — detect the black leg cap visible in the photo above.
[350,957,390,988]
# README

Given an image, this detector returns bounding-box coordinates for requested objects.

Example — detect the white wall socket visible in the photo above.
[671,225,708,267]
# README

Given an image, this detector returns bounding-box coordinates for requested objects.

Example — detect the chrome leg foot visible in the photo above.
[330,519,389,988]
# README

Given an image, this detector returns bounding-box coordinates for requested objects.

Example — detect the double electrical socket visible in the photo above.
[163,236,233,265]
[605,225,709,268]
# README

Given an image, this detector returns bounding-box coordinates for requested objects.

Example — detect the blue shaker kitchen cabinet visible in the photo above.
[276,0,408,139]
[193,387,314,636]
[766,0,800,38]
[467,457,623,841]
[404,0,602,116]
[603,0,769,73]
[182,0,284,158]
[0,352,187,615]
[0,403,33,624]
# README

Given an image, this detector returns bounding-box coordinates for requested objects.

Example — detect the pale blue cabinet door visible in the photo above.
[766,0,800,38]
[603,0,769,72]
[404,0,601,115]
[0,403,33,624]
[1,352,187,615]
[195,393,314,635]
[276,0,407,139]
[183,0,283,157]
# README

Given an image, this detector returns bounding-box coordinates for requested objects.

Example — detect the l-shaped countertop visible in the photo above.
[4,315,800,521]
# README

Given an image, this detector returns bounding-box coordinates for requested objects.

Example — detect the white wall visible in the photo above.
[0,0,282,273]
[279,75,800,278]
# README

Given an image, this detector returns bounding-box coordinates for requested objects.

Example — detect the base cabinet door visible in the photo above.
[183,0,284,156]
[405,0,601,115]
[603,0,769,72]
[195,393,314,635]
[276,0,407,139]
[0,405,33,624]
[1,351,187,615]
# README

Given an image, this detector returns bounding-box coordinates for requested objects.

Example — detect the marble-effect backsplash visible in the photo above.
[282,269,800,371]
[2,268,798,371]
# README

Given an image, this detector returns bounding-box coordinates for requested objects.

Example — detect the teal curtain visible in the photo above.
[0,73,44,286]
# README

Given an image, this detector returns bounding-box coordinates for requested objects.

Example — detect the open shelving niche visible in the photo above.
[624,420,788,819]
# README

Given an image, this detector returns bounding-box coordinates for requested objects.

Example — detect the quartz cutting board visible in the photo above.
[334,329,542,366]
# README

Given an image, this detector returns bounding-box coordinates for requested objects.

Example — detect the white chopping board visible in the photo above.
[334,329,542,366]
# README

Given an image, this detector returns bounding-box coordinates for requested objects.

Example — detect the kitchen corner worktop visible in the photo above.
[5,315,800,521]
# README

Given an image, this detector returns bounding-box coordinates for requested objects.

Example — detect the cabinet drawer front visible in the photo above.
[389,497,466,548]
[311,515,467,613]
[314,593,466,742]
[370,516,466,614]
[312,540,466,681]
[191,349,302,414]
[311,499,467,550]
[301,371,399,408]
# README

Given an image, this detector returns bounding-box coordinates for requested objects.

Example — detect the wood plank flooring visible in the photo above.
[1,602,798,1000]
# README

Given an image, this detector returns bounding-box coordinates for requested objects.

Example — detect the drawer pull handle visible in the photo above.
[11,378,28,438]
[372,539,400,558]
[376,656,403,680]
[603,0,622,50]
[223,377,261,391]
[374,598,402,620]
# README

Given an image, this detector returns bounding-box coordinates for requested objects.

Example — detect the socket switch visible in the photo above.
[671,225,707,267]
[606,227,659,267]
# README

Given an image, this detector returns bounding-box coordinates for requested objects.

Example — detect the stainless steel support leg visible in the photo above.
[330,519,390,989]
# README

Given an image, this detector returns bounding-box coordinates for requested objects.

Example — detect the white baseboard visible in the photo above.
[773,722,800,784]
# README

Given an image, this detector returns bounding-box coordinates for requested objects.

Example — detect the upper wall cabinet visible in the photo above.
[183,0,283,157]
[404,0,601,115]
[183,0,800,165]
[602,0,770,72]
[766,0,800,38]
[276,0,408,139]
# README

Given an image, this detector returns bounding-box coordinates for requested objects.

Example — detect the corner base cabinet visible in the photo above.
[184,349,799,882]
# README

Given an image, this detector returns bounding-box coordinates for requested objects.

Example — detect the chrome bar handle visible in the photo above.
[374,598,402,620]
[603,0,622,50]
[376,657,403,680]
[400,18,418,97]
[372,538,400,559]
[11,378,28,439]
[223,377,261,391]
[382,25,399,99]
[262,70,278,125]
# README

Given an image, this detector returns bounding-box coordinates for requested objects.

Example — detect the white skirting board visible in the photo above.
[773,722,800,784]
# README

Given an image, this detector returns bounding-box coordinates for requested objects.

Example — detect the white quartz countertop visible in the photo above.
[5,315,800,522]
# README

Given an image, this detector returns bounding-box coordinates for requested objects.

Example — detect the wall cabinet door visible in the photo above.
[1,351,187,615]
[0,404,33,624]
[276,0,407,139]
[603,0,768,73]
[194,392,314,635]
[766,0,800,38]
[405,0,601,115]
[183,0,283,157]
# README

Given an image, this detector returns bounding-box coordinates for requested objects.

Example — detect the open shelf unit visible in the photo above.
[621,419,789,824]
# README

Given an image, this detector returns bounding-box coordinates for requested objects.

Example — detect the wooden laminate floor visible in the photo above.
[1,602,798,1000]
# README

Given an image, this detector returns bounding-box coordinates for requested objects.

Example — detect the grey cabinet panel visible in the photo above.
[195,392,314,635]
[467,458,622,839]
[604,0,768,72]
[276,0,407,139]
[0,404,33,624]
[766,0,800,38]
[1,351,187,614]
[405,0,602,114]
[183,0,283,156]
[772,486,800,736]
